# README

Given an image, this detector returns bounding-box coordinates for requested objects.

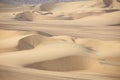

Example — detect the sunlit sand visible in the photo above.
[0,0,120,80]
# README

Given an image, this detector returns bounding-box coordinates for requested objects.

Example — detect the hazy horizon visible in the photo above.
[0,0,85,4]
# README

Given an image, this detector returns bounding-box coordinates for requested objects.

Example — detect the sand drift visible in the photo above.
[0,30,120,80]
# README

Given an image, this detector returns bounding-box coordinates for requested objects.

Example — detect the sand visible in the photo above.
[0,0,120,80]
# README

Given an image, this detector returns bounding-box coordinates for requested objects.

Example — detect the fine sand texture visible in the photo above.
[0,0,120,80]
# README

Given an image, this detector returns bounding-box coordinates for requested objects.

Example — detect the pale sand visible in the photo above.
[0,0,120,80]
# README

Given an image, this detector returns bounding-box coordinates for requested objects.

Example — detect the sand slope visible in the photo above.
[13,0,120,26]
[75,11,120,26]
[0,30,120,76]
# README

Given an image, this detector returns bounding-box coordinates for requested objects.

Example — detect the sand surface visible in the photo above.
[0,0,120,80]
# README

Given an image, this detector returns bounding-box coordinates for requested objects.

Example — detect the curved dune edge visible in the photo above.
[75,11,120,26]
[0,30,119,75]
[14,9,120,26]
[13,0,120,26]
[1,1,119,26]
[15,11,72,21]
[0,30,38,53]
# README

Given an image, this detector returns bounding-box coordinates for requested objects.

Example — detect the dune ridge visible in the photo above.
[0,30,120,76]
[13,0,120,26]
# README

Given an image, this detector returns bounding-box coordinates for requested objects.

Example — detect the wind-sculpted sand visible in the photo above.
[0,0,120,80]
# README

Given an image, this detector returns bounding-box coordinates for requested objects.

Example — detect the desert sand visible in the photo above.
[0,0,120,80]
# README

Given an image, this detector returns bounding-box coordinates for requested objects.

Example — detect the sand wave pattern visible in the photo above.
[0,0,120,80]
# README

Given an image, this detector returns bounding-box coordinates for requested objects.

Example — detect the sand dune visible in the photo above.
[75,11,120,26]
[0,34,91,66]
[15,8,120,23]
[0,30,38,53]
[0,0,120,80]
[15,11,72,21]
[17,35,60,50]
[14,0,120,26]
[0,30,120,76]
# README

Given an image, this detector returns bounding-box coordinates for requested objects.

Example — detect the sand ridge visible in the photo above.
[0,30,120,76]
[12,0,120,26]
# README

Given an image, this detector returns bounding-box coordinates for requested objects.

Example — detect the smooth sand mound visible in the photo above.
[0,0,120,78]
[67,8,120,19]
[0,35,91,66]
[24,55,96,72]
[17,35,58,50]
[67,9,105,19]
[75,38,120,74]
[15,11,72,21]
[14,0,120,21]
[15,11,33,21]
[75,38,120,57]
[21,37,120,74]
[0,30,38,53]
[0,32,120,75]
[76,11,120,26]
